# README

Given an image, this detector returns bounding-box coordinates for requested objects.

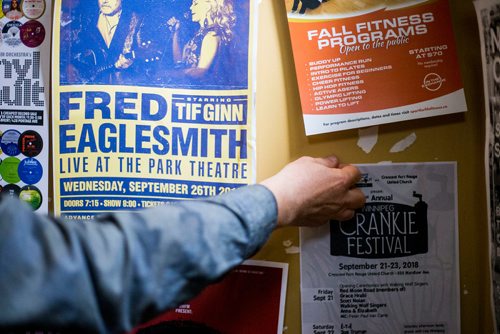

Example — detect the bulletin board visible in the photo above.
[252,1,490,333]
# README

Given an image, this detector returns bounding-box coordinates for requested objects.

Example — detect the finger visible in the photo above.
[343,188,366,209]
[314,155,339,168]
[340,164,362,186]
[334,208,356,221]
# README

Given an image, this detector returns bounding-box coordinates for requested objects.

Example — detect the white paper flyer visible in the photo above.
[300,162,459,333]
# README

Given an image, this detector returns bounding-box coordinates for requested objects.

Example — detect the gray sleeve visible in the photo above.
[0,184,277,333]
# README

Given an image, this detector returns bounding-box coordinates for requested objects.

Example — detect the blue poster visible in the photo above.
[52,0,257,218]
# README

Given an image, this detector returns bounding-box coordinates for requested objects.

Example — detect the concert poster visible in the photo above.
[52,0,257,218]
[475,0,500,331]
[130,260,289,334]
[284,0,467,135]
[300,162,460,333]
[0,0,51,213]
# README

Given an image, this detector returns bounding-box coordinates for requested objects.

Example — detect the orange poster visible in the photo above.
[284,0,467,135]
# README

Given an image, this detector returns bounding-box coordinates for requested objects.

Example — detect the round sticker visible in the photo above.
[1,183,21,199]
[2,0,23,20]
[18,157,42,184]
[0,156,20,183]
[19,130,43,157]
[20,20,45,48]
[22,0,45,19]
[2,21,22,47]
[19,185,42,210]
[0,129,21,156]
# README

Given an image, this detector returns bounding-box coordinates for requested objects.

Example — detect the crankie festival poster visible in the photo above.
[284,0,467,135]
[300,162,460,333]
[52,0,257,218]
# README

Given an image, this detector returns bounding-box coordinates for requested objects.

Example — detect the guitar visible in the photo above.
[72,42,166,84]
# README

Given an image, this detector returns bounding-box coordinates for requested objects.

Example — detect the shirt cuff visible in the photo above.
[209,184,278,257]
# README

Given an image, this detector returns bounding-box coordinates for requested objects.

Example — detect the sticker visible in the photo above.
[19,130,43,157]
[2,0,23,20]
[18,157,42,184]
[0,129,21,156]
[19,185,42,210]
[1,184,20,199]
[0,156,20,183]
[21,0,45,19]
[2,21,22,47]
[20,20,45,48]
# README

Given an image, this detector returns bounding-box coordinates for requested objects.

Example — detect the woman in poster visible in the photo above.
[167,0,236,86]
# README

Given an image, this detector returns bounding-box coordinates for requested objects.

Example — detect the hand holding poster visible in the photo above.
[284,0,467,135]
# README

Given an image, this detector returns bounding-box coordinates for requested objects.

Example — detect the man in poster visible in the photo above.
[60,0,167,85]
[61,0,141,84]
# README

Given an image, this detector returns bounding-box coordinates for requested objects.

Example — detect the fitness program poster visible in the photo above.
[300,163,459,333]
[475,0,500,331]
[284,0,467,135]
[0,0,50,213]
[52,0,257,218]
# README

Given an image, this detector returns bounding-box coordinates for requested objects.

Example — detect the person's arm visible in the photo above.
[0,155,365,333]
[167,17,182,63]
[184,32,220,78]
[0,185,277,333]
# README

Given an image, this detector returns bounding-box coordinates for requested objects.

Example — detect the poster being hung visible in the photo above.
[52,0,257,218]
[0,0,51,213]
[300,162,459,333]
[284,0,467,135]
[475,0,500,331]
[130,260,288,334]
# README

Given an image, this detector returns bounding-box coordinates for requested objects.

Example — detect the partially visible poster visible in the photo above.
[131,260,289,334]
[284,0,467,135]
[475,0,500,331]
[52,0,257,218]
[300,163,459,333]
[0,0,51,213]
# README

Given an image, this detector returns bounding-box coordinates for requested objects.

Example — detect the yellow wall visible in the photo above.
[253,1,491,333]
